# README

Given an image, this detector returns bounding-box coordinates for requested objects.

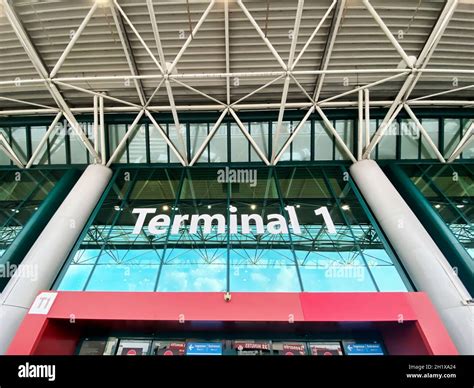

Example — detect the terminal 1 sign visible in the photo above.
[131,205,336,236]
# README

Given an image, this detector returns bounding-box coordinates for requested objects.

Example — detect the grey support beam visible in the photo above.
[350,160,473,355]
[0,165,113,354]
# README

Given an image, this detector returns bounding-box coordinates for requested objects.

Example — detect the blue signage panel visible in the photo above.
[343,342,384,355]
[185,342,223,356]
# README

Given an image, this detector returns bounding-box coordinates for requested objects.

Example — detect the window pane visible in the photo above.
[149,123,169,163]
[230,123,248,162]
[189,123,209,163]
[377,120,397,159]
[443,119,461,157]
[69,124,89,164]
[314,121,333,160]
[128,124,147,163]
[272,121,292,162]
[400,119,419,159]
[11,126,28,163]
[420,119,439,159]
[49,128,67,164]
[462,119,473,159]
[334,120,353,160]
[250,121,268,162]
[169,124,187,164]
[292,121,311,161]
[0,128,10,165]
[209,124,228,163]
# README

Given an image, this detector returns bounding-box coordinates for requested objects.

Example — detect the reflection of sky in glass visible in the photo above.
[58,246,408,292]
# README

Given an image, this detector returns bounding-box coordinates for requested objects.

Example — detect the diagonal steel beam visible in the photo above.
[26,112,63,168]
[292,0,337,70]
[271,75,291,163]
[106,109,145,166]
[364,0,458,159]
[113,0,164,74]
[318,72,408,104]
[189,108,228,166]
[2,0,99,162]
[171,78,226,106]
[315,105,357,163]
[404,104,445,163]
[0,133,24,168]
[313,0,346,101]
[229,108,270,165]
[146,0,167,66]
[230,75,285,106]
[362,0,413,68]
[363,101,404,158]
[290,74,315,104]
[164,79,187,160]
[403,0,459,100]
[274,106,315,165]
[145,78,165,107]
[447,121,473,163]
[109,2,146,105]
[409,84,474,102]
[53,80,141,109]
[237,0,287,70]
[146,0,187,160]
[50,1,98,78]
[146,110,188,166]
[0,96,57,111]
[168,0,217,74]
[271,0,304,163]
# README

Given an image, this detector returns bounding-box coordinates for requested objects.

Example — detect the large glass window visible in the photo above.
[0,115,471,165]
[56,167,410,293]
[402,164,473,260]
[0,170,67,257]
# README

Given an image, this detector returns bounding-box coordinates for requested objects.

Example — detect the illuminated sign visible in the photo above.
[185,342,222,356]
[343,341,384,355]
[132,205,336,236]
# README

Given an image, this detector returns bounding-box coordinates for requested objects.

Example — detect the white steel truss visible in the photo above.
[0,0,472,168]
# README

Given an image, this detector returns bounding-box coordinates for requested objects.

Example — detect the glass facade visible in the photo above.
[1,115,471,166]
[56,166,410,293]
[0,170,67,257]
[402,164,474,260]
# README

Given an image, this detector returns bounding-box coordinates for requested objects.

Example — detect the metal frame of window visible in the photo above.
[52,165,414,292]
[1,112,473,168]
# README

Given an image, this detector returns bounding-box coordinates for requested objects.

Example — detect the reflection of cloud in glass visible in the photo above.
[158,264,225,292]
[275,267,298,291]
[231,265,300,292]
[165,271,188,290]
[250,272,270,285]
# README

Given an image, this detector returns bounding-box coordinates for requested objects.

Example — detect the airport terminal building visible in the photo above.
[0,0,472,356]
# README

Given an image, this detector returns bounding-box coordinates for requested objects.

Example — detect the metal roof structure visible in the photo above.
[0,0,473,167]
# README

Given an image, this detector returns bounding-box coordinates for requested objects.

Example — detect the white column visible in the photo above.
[350,160,473,355]
[0,165,112,354]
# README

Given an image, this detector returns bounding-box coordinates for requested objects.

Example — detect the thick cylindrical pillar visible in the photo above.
[0,169,81,291]
[350,160,473,355]
[385,163,474,296]
[0,164,112,354]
